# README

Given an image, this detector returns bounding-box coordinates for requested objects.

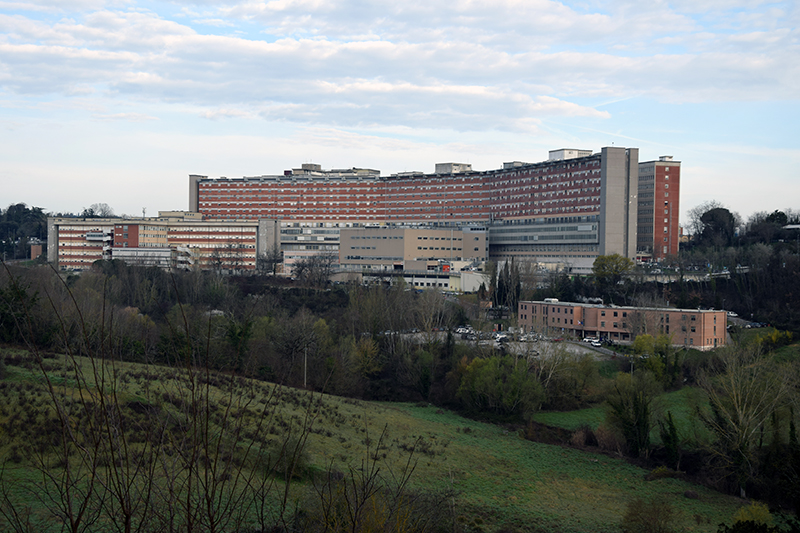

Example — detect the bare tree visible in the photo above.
[87,203,115,218]
[687,200,724,237]
[292,252,335,287]
[257,244,283,276]
[697,344,794,498]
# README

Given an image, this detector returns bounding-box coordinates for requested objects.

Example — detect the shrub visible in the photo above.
[570,423,598,447]
[596,423,625,455]
[620,497,677,533]
[646,466,680,481]
[732,502,772,526]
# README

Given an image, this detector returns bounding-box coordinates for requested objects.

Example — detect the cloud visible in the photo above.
[91,111,158,120]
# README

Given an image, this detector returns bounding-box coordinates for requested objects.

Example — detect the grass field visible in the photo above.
[531,386,715,447]
[0,348,745,532]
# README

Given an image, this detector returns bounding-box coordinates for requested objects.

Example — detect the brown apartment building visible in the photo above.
[518,300,726,351]
[637,156,681,261]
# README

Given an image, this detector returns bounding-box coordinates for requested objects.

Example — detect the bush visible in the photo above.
[717,519,800,533]
[570,423,598,447]
[620,497,677,533]
[732,502,772,526]
[596,424,626,455]
[645,466,681,482]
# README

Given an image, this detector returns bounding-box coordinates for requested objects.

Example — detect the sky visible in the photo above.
[1,0,798,226]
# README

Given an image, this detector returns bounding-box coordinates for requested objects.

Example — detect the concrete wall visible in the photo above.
[599,147,638,258]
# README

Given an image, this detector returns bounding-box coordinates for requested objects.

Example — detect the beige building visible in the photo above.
[517,299,726,350]
[339,226,488,272]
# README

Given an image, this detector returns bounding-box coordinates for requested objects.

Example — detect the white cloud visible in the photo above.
[91,111,158,120]
[0,0,798,219]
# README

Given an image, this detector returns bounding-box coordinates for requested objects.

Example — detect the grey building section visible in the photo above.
[189,174,204,212]
[599,147,638,258]
[47,217,58,264]
[257,218,280,256]
[434,163,473,174]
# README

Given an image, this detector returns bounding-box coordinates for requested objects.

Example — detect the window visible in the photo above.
[601,321,605,327]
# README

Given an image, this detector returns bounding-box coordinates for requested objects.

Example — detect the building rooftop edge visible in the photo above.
[521,300,723,314]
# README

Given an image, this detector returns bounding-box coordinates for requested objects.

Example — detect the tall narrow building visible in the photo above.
[637,156,681,261]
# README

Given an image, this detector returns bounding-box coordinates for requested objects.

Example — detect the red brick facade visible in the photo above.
[637,157,681,261]
[191,155,606,223]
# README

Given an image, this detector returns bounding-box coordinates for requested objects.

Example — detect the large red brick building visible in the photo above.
[637,156,681,261]
[190,147,644,273]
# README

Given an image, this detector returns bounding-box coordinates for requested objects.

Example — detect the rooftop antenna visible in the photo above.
[142,207,146,218]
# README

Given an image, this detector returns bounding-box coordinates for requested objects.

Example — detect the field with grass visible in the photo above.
[0,347,745,533]
[532,386,715,447]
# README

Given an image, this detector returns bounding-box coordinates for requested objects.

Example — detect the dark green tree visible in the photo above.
[606,372,660,457]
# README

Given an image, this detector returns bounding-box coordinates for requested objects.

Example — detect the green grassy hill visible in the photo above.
[0,348,743,532]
